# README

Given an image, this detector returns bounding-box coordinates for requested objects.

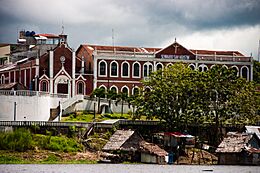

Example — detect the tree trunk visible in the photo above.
[121,101,124,117]
[98,98,101,114]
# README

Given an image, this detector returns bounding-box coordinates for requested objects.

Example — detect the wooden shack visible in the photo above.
[216,132,260,165]
[102,129,168,164]
[140,141,168,164]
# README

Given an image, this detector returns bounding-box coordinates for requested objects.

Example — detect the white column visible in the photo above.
[72,51,76,97]
[8,71,10,83]
[36,51,39,76]
[93,56,97,89]
[250,63,253,81]
[49,50,54,94]
[68,80,71,98]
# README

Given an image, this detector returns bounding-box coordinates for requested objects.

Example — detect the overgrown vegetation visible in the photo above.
[84,131,113,151]
[0,128,33,151]
[0,150,97,164]
[33,134,83,152]
[0,128,83,152]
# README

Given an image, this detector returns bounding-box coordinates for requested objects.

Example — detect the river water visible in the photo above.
[0,164,259,173]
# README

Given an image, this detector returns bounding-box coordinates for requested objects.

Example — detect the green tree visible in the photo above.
[134,63,257,139]
[91,87,106,113]
[116,92,129,117]
[253,60,260,84]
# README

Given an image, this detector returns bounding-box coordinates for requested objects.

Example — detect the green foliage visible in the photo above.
[134,63,258,131]
[86,131,112,151]
[0,155,22,164]
[42,154,60,163]
[253,60,260,84]
[0,128,33,151]
[102,113,130,119]
[33,134,83,152]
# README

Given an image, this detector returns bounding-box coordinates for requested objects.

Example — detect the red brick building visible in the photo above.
[0,38,253,97]
[77,41,253,96]
[0,35,93,97]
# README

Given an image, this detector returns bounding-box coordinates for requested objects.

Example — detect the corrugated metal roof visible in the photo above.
[245,126,260,141]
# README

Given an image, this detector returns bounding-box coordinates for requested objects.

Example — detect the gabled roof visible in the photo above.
[103,130,142,151]
[155,41,195,56]
[34,33,60,38]
[0,82,27,90]
[140,141,168,156]
[79,44,160,54]
[216,132,253,153]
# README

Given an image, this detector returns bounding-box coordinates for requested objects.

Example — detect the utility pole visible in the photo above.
[14,102,17,121]
[93,102,96,121]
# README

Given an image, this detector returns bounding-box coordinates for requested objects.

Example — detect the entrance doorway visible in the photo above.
[57,83,68,94]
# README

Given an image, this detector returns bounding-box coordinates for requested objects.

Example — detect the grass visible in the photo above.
[62,111,157,122]
[0,151,97,164]
[0,128,83,153]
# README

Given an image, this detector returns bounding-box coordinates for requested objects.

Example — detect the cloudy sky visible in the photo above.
[0,0,260,59]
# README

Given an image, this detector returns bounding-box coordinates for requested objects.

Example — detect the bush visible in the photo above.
[33,134,83,152]
[0,128,33,151]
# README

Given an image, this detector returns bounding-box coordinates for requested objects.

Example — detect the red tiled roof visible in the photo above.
[35,34,60,38]
[82,44,161,53]
[190,49,244,56]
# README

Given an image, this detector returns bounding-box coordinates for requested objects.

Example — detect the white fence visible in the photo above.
[0,90,68,98]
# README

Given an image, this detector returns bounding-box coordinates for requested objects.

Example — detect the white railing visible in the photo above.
[0,90,69,98]
[61,94,84,110]
[197,55,252,62]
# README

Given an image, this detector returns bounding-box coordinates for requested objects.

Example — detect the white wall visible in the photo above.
[72,99,132,114]
[0,95,67,121]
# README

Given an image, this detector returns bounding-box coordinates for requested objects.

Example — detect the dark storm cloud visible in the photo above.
[0,0,259,57]
[122,0,260,30]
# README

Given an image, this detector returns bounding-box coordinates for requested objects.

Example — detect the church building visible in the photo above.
[0,34,253,97]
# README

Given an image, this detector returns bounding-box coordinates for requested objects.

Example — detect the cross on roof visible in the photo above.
[43,68,46,74]
[173,44,179,54]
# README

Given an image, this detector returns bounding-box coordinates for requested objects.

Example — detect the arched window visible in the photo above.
[156,63,163,71]
[231,66,239,76]
[241,66,248,80]
[41,81,48,92]
[99,61,106,76]
[110,86,117,93]
[111,61,118,76]
[198,64,208,72]
[133,87,139,95]
[0,75,4,84]
[144,65,148,77]
[99,86,106,98]
[122,87,129,96]
[133,63,140,77]
[143,63,153,78]
[122,62,129,77]
[145,87,151,92]
[77,82,84,95]
[167,63,173,67]
[189,64,195,70]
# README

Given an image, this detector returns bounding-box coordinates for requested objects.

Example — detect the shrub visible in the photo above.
[33,134,83,152]
[0,128,33,151]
